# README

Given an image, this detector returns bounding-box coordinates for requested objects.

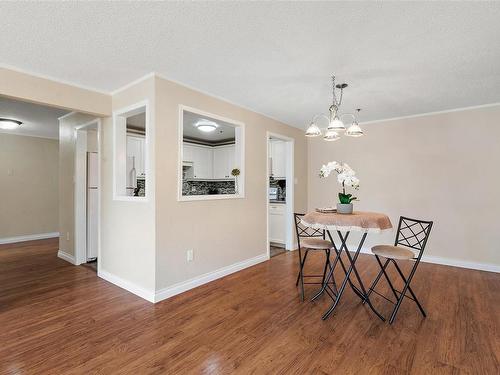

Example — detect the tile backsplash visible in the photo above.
[183,180,236,196]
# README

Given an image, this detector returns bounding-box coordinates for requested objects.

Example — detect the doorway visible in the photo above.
[266,132,294,258]
[74,119,101,270]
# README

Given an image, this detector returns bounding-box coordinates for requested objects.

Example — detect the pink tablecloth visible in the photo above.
[302,211,392,233]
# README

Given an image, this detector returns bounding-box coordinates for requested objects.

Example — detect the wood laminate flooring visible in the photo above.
[1,238,499,374]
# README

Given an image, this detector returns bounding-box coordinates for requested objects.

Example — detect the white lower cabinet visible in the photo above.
[269,203,285,244]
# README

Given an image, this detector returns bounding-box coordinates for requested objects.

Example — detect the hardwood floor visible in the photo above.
[1,239,499,374]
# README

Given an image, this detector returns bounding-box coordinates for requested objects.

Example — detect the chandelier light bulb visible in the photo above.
[328,117,345,131]
[305,122,322,137]
[323,129,340,141]
[346,122,364,137]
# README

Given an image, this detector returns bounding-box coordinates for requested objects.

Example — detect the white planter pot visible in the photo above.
[337,203,353,214]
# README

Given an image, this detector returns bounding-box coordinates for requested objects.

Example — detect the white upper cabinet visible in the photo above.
[191,145,213,179]
[270,140,286,178]
[183,143,195,163]
[183,143,235,180]
[213,145,236,179]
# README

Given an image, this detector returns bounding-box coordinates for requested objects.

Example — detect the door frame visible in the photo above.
[74,119,102,268]
[266,131,295,258]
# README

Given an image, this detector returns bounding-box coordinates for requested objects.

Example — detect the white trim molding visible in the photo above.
[177,104,246,201]
[154,253,268,303]
[113,100,151,202]
[98,269,155,303]
[0,232,59,245]
[420,255,500,274]
[357,246,500,273]
[360,102,500,126]
[0,64,110,95]
[57,250,76,265]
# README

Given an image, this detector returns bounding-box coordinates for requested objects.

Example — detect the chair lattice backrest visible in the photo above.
[395,216,433,257]
[294,213,324,239]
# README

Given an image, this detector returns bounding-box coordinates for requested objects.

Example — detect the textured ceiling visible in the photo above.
[1,2,500,128]
[0,97,68,139]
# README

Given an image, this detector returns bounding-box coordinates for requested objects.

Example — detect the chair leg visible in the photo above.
[320,249,331,285]
[376,255,400,301]
[295,248,308,286]
[391,259,426,319]
[311,247,341,302]
[389,260,421,324]
[364,257,389,304]
[298,249,309,302]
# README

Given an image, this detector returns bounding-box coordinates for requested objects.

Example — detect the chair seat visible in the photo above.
[301,237,332,250]
[371,245,415,260]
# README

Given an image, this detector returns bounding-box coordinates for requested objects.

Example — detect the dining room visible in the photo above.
[1,2,499,374]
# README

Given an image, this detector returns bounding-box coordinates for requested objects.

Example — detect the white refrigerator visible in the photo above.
[87,152,98,261]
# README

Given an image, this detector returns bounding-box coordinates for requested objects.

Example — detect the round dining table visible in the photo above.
[301,210,393,320]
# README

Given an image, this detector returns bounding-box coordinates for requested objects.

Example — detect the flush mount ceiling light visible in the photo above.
[305,75,364,140]
[194,119,218,133]
[0,118,22,130]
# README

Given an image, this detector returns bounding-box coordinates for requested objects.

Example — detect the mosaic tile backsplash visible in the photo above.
[183,180,236,196]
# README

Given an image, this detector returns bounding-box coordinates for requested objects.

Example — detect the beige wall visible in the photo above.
[99,77,156,293]
[308,105,500,268]
[0,133,58,238]
[59,113,99,255]
[154,76,308,290]
[0,67,111,116]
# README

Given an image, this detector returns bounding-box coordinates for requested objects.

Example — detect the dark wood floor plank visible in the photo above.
[1,239,499,374]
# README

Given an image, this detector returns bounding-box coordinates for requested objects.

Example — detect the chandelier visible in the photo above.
[305,75,364,141]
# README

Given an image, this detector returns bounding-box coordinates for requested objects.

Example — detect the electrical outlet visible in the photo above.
[187,249,194,262]
[66,232,70,241]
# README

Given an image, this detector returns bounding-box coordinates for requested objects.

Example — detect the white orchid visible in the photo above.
[319,161,360,204]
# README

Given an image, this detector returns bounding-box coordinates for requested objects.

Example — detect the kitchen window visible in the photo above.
[178,105,245,201]
[113,101,149,201]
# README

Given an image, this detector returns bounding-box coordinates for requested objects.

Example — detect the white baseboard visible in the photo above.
[420,255,500,273]
[358,246,499,273]
[57,250,76,265]
[0,232,59,245]
[154,253,268,303]
[98,269,155,303]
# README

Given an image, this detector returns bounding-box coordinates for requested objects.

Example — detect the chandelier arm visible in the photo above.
[311,114,330,130]
[340,113,356,122]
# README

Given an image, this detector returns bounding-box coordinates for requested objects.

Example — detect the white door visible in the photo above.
[87,152,98,260]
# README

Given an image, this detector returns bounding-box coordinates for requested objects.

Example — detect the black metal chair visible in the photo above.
[366,216,433,324]
[294,213,337,301]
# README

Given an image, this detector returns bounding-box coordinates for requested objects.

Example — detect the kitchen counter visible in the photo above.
[269,200,286,204]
